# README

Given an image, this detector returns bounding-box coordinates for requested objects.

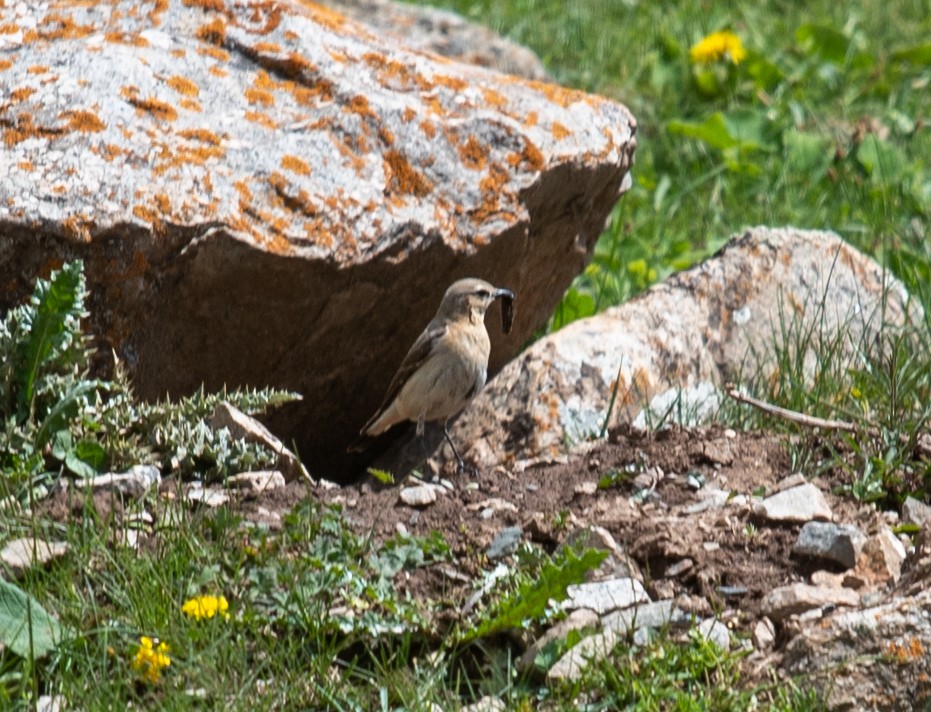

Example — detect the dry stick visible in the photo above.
[724,386,858,432]
[724,385,931,458]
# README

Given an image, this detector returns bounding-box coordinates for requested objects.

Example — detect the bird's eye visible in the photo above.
[476,289,490,298]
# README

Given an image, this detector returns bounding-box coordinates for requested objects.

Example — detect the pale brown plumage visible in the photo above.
[360,277,515,472]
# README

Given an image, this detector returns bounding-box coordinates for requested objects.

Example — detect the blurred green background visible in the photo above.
[409,0,930,328]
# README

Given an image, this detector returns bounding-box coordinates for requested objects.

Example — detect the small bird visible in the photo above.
[359,277,515,473]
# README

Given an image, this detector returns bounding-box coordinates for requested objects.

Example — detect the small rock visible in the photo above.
[752,617,776,650]
[698,618,731,649]
[562,525,617,553]
[716,585,748,597]
[651,579,676,600]
[601,600,686,635]
[792,521,866,569]
[810,570,847,588]
[461,697,506,712]
[227,470,286,494]
[546,629,618,682]
[564,577,650,615]
[902,496,931,528]
[517,608,599,672]
[398,485,438,507]
[753,483,832,523]
[75,464,161,499]
[665,558,694,577]
[687,473,705,490]
[466,498,518,514]
[762,583,860,621]
[684,488,730,514]
[185,485,230,508]
[0,538,69,578]
[209,402,312,483]
[855,527,906,585]
[574,480,598,496]
[36,696,65,712]
[486,526,523,560]
[723,428,737,439]
[702,542,720,552]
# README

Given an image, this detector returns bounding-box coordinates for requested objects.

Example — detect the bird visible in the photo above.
[359,277,515,474]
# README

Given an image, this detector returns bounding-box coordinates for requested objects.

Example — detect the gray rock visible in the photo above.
[0,0,635,482]
[752,617,776,650]
[783,589,931,710]
[517,608,599,673]
[398,485,438,507]
[323,0,549,80]
[762,583,860,621]
[562,525,618,554]
[75,465,161,499]
[209,403,310,484]
[753,483,832,523]
[185,485,230,508]
[792,521,866,569]
[486,526,523,560]
[698,618,731,650]
[601,600,686,635]
[0,538,69,578]
[451,228,914,468]
[564,577,649,615]
[227,470,287,494]
[855,527,907,586]
[546,629,618,682]
[902,496,931,528]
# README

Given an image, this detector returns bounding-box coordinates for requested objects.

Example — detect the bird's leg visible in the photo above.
[443,422,475,476]
[416,415,431,481]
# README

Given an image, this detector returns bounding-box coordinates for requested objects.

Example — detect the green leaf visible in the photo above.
[14,262,85,422]
[467,547,608,641]
[784,129,834,180]
[367,468,395,485]
[0,579,63,659]
[796,24,851,64]
[891,44,931,65]
[668,114,738,151]
[856,134,906,185]
[34,381,101,449]
[65,438,106,478]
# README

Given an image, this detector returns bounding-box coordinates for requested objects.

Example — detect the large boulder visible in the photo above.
[451,227,916,469]
[0,0,636,480]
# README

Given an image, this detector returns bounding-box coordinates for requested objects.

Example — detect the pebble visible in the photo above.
[398,485,437,507]
[564,577,650,615]
[753,483,832,523]
[792,521,866,569]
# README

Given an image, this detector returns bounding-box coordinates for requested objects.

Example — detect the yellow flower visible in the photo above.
[690,30,747,65]
[182,594,230,621]
[132,636,171,684]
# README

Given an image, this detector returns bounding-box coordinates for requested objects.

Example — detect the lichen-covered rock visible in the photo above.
[452,227,915,468]
[0,0,636,480]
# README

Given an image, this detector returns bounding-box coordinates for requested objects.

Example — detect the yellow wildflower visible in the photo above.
[690,30,747,65]
[132,636,171,684]
[182,594,230,621]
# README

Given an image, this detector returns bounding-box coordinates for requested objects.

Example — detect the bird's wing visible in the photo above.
[361,322,447,433]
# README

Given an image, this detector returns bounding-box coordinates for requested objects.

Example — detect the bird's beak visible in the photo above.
[494,288,515,334]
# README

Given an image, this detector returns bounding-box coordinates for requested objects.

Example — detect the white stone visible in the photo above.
[564,577,649,615]
[227,470,286,494]
[753,483,832,523]
[762,583,860,621]
[698,618,731,649]
[752,617,776,650]
[75,465,161,499]
[0,538,69,577]
[399,485,437,507]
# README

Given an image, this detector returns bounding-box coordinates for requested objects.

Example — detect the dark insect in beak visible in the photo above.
[496,289,515,334]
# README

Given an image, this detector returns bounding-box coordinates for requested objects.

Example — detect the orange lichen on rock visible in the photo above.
[105,31,150,47]
[171,49,186,58]
[154,193,171,213]
[244,87,275,106]
[0,23,20,34]
[481,87,507,109]
[27,65,50,74]
[11,87,36,102]
[420,120,436,138]
[402,107,416,123]
[36,14,95,40]
[196,17,227,45]
[0,58,13,71]
[132,203,159,223]
[458,135,488,171]
[179,97,202,112]
[3,113,61,146]
[208,65,227,77]
[61,214,92,242]
[244,110,277,129]
[167,75,200,97]
[298,1,347,31]
[346,94,375,119]
[551,122,572,140]
[182,0,226,10]
[121,86,178,121]
[281,154,311,175]
[62,109,106,132]
[384,150,432,198]
[233,178,253,203]
[378,126,394,146]
[197,45,230,61]
[99,143,125,161]
[17,160,33,171]
[253,41,281,53]
[178,127,221,144]
[431,74,467,91]
[473,162,510,222]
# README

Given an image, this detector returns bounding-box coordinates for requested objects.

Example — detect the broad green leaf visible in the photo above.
[34,381,100,449]
[892,44,931,65]
[15,261,84,422]
[552,289,596,330]
[856,134,906,185]
[0,579,62,658]
[467,547,608,641]
[721,108,776,150]
[668,114,737,151]
[784,129,834,180]
[796,24,851,64]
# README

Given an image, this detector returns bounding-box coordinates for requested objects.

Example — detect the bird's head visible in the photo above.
[439,278,515,333]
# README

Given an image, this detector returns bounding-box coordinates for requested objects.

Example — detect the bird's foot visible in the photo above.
[456,460,479,478]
